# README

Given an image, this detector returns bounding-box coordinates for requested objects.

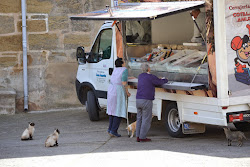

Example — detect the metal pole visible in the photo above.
[190,12,206,43]
[21,0,28,111]
[121,20,130,136]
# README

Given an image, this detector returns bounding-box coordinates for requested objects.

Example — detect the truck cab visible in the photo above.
[75,21,114,121]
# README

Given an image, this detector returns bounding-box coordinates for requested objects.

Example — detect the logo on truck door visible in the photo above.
[96,70,106,83]
[231,24,250,85]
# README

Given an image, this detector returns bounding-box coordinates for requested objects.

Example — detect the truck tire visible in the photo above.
[233,122,250,132]
[164,102,184,138]
[87,91,99,121]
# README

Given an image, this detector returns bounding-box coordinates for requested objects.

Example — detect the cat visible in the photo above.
[45,129,60,147]
[21,122,35,140]
[126,121,136,138]
[223,127,247,147]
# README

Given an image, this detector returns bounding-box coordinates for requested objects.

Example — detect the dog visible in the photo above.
[126,121,136,138]
[45,129,60,147]
[126,115,155,138]
[223,127,247,147]
[21,122,35,140]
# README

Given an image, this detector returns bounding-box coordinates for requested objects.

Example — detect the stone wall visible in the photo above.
[0,0,110,112]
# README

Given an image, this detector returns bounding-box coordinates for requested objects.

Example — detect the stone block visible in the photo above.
[71,20,91,32]
[54,0,83,14]
[64,34,91,50]
[69,51,77,63]
[27,67,46,92]
[31,15,46,19]
[49,16,69,31]
[0,56,18,67]
[0,107,15,115]
[27,0,53,13]
[21,51,47,66]
[0,16,15,34]
[92,0,110,11]
[16,97,43,112]
[45,63,79,109]
[0,35,22,52]
[0,88,16,115]
[29,33,59,50]
[48,52,67,63]
[0,0,21,13]
[18,20,47,32]
[0,94,15,106]
[83,0,110,13]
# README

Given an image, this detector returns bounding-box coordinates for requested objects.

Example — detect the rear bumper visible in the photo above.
[226,110,250,123]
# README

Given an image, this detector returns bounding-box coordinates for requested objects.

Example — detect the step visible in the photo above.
[0,88,16,115]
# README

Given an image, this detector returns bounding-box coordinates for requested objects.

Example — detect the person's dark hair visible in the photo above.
[115,58,124,67]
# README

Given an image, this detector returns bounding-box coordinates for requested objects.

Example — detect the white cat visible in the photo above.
[45,129,60,147]
[21,122,35,140]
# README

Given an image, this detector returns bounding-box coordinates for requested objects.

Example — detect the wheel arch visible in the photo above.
[161,100,177,119]
[162,100,184,138]
[75,80,101,109]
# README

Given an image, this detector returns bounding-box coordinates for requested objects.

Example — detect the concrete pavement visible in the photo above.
[0,109,250,167]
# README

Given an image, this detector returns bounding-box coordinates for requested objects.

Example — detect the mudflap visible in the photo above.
[182,122,206,134]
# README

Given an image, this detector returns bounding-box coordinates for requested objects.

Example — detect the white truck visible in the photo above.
[71,0,250,137]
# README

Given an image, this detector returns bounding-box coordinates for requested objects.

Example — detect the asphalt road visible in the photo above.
[0,109,250,167]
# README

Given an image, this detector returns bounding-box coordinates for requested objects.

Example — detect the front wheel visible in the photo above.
[164,102,184,138]
[86,91,99,121]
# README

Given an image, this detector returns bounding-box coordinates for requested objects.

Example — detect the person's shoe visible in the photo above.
[136,137,140,142]
[110,131,121,137]
[140,138,151,142]
[107,130,114,137]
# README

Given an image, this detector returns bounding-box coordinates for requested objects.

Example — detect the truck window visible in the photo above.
[90,28,112,63]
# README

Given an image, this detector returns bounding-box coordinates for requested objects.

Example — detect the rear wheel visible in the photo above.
[164,102,184,138]
[87,91,99,121]
[233,122,250,132]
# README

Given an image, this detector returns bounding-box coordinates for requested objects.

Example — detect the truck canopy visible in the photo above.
[70,1,205,21]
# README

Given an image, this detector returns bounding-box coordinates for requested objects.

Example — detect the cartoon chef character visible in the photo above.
[231,25,250,67]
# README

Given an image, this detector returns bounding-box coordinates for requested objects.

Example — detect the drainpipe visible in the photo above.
[21,0,28,111]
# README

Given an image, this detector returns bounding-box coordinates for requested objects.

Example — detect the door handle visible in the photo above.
[109,68,113,75]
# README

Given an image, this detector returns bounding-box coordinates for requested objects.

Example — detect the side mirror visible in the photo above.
[76,46,86,64]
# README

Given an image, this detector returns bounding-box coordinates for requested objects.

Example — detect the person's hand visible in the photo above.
[127,92,131,97]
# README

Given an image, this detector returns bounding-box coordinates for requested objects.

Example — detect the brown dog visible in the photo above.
[126,121,136,138]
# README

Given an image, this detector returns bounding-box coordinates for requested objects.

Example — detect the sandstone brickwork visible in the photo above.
[0,88,16,115]
[0,0,110,113]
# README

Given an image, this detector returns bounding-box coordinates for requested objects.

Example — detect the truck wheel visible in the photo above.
[164,102,184,138]
[233,122,250,132]
[87,91,99,121]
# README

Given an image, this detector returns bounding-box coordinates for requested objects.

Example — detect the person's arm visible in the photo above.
[151,75,168,86]
[122,69,131,97]
[122,82,131,97]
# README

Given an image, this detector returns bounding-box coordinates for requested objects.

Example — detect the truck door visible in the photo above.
[88,28,114,93]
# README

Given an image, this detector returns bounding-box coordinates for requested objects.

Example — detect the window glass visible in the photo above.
[90,29,112,63]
